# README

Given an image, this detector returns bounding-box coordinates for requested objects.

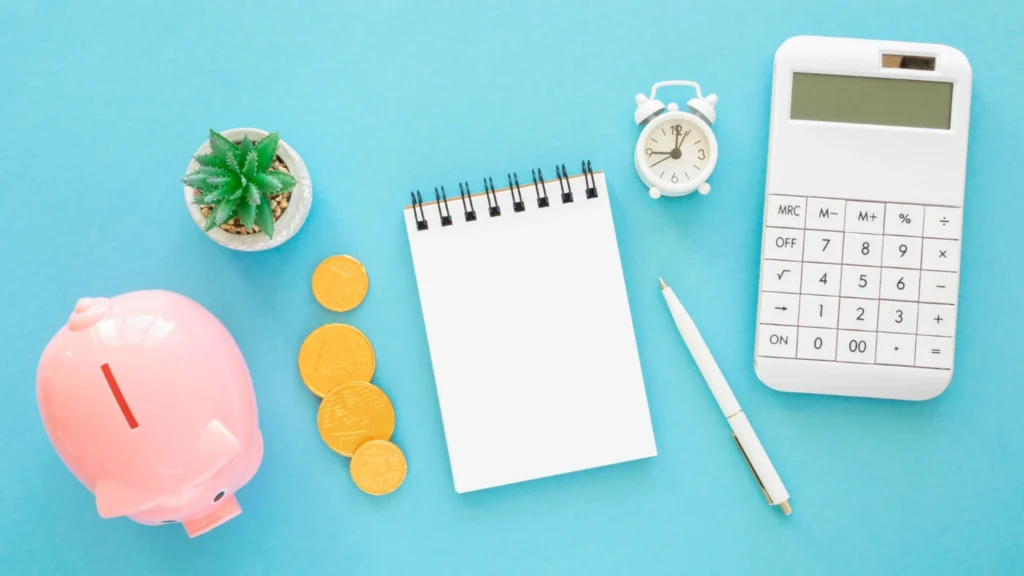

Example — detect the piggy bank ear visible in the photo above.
[186,420,243,484]
[95,478,161,519]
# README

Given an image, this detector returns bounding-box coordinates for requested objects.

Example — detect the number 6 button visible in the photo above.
[880,269,920,301]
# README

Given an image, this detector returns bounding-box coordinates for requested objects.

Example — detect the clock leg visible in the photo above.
[649,187,662,199]
[698,182,711,195]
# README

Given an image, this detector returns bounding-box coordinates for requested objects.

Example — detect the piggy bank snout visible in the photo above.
[68,297,112,331]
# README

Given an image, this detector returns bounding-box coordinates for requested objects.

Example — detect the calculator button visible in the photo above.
[761,260,802,293]
[801,263,841,296]
[797,327,838,361]
[917,303,957,337]
[842,233,883,266]
[880,268,920,301]
[759,292,799,325]
[765,195,807,229]
[915,336,954,369]
[919,271,959,304]
[798,295,839,328]
[840,265,880,299]
[763,228,804,261]
[803,230,844,264]
[805,198,846,231]
[878,301,918,334]
[923,206,962,239]
[881,236,922,269]
[845,201,885,234]
[757,324,797,358]
[838,297,878,331]
[836,330,877,364]
[921,238,960,271]
[883,204,924,236]
[875,333,917,367]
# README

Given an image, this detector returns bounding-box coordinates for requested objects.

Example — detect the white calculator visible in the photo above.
[754,36,972,400]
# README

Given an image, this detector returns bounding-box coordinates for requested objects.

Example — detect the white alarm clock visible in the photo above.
[633,80,719,199]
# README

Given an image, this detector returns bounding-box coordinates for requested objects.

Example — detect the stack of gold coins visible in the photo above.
[297,255,407,496]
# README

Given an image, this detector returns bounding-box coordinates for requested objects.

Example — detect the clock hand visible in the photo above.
[648,150,673,155]
[650,154,674,168]
[674,131,680,151]
[680,130,690,147]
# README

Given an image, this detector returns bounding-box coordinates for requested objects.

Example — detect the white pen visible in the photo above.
[659,278,792,515]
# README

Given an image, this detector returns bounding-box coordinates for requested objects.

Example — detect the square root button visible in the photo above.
[765,195,807,228]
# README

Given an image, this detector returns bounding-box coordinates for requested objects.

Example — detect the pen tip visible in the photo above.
[659,277,667,289]
[780,501,792,515]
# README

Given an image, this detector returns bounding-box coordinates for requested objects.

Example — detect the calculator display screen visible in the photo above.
[790,73,953,130]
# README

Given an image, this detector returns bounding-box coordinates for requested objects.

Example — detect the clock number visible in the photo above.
[899,244,908,257]
[856,307,865,321]
[645,148,653,158]
[670,174,679,183]
[859,274,868,288]
[861,241,870,255]
[697,149,706,160]
[895,310,904,323]
[671,125,683,135]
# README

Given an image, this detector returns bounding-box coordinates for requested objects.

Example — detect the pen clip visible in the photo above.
[732,432,775,506]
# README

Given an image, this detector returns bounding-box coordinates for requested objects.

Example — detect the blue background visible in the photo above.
[1,1,1022,574]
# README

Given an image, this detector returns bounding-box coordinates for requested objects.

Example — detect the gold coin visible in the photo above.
[317,382,395,457]
[312,255,369,312]
[350,440,407,496]
[298,324,375,397]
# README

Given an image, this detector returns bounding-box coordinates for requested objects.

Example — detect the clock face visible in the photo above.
[641,116,712,187]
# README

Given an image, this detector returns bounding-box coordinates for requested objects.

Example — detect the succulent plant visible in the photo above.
[183,130,297,238]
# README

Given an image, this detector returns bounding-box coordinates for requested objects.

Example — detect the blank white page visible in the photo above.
[404,171,656,493]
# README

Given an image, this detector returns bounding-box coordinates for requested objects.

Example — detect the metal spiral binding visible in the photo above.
[435,186,452,226]
[532,168,550,208]
[582,160,598,199]
[459,181,477,221]
[555,164,574,203]
[508,173,525,212]
[484,177,500,217]
[412,161,596,231]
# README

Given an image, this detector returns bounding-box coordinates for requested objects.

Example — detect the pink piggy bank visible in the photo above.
[36,290,263,538]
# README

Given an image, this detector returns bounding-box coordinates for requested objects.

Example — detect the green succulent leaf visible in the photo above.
[182,166,234,189]
[238,198,257,229]
[237,135,254,166]
[208,130,238,164]
[254,132,280,172]
[242,150,258,180]
[255,194,275,238]
[267,170,297,192]
[194,154,227,169]
[228,185,245,200]
[224,146,240,173]
[250,172,282,195]
[244,181,260,206]
[214,197,238,226]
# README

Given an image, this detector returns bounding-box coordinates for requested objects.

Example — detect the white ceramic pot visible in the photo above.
[183,127,312,251]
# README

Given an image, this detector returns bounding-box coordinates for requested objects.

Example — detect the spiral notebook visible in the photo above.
[404,162,657,493]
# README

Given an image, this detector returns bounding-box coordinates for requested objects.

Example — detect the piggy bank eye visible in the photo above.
[213,491,225,503]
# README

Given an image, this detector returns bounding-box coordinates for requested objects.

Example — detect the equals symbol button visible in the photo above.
[931,348,942,355]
